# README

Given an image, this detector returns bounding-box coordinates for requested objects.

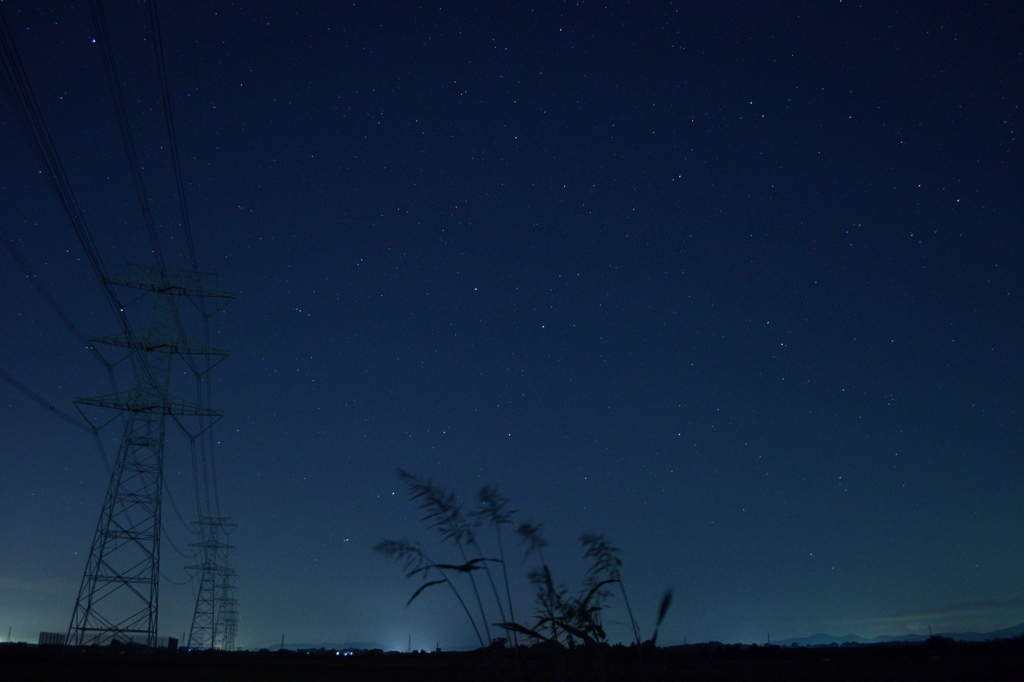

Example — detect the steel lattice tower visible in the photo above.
[68,265,231,647]
[187,516,236,649]
[214,566,239,651]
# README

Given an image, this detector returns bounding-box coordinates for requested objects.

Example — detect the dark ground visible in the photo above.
[4,638,1024,681]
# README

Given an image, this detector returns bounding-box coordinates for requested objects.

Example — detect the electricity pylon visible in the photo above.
[215,566,239,650]
[187,516,236,649]
[67,265,231,647]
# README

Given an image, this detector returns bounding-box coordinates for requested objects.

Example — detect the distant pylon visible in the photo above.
[215,566,239,651]
[67,265,231,647]
[187,516,236,649]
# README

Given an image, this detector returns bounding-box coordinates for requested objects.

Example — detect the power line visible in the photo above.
[0,225,122,397]
[0,366,93,435]
[0,365,111,475]
[148,0,198,272]
[0,4,133,341]
[92,0,223,534]
[86,0,216,530]
[165,470,198,536]
[87,0,165,270]
[186,1,223,518]
[149,0,224,520]
[162,524,193,560]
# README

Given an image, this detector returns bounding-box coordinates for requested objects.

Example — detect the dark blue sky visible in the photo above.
[1,0,1022,648]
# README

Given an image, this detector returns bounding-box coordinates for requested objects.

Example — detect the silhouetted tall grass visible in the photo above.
[373,538,488,646]
[375,470,671,649]
[471,485,519,648]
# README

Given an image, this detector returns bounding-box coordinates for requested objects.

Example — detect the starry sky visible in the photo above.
[1,0,1022,650]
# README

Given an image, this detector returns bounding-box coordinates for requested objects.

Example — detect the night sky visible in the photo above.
[1,0,1023,650]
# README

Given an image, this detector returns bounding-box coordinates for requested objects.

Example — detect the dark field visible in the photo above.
[4,638,1024,681]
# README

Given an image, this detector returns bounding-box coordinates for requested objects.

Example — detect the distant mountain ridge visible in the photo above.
[774,623,1024,647]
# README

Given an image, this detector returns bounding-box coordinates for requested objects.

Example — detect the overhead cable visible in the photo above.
[150,0,223,519]
[0,225,121,392]
[0,4,133,340]
[87,0,166,269]
[0,365,94,435]
[0,365,111,474]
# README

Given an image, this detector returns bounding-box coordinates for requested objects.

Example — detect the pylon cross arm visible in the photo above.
[74,391,224,417]
[105,264,234,298]
[89,333,229,356]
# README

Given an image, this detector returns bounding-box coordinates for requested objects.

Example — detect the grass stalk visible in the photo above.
[455,540,492,644]
[494,524,518,648]
[441,572,486,648]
